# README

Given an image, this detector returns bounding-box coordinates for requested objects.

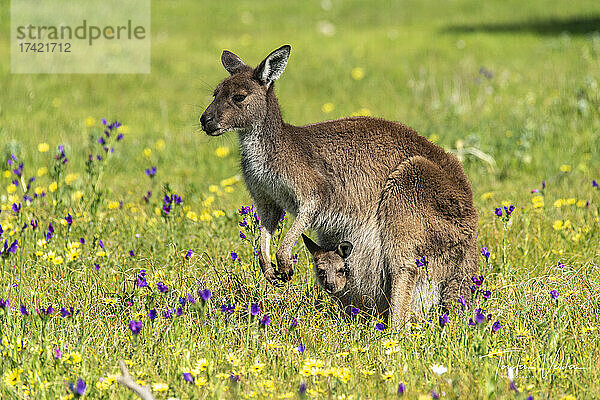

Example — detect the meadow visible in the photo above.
[1,0,600,398]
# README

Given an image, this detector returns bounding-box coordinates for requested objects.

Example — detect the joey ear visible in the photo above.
[254,45,291,87]
[221,50,247,75]
[336,241,353,259]
[302,234,321,256]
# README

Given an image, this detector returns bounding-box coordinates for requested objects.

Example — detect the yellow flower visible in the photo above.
[72,190,83,201]
[220,176,240,187]
[7,184,16,194]
[224,186,234,193]
[429,134,439,143]
[208,185,220,193]
[143,148,152,158]
[53,256,64,265]
[360,369,375,376]
[96,250,107,257]
[152,382,168,392]
[202,196,215,207]
[572,233,582,242]
[250,362,266,374]
[213,210,225,218]
[351,108,371,116]
[64,352,82,364]
[195,376,208,387]
[38,143,50,152]
[380,371,394,381]
[351,67,365,80]
[85,117,96,127]
[560,396,576,400]
[531,195,544,208]
[37,167,48,176]
[215,146,231,158]
[321,102,334,113]
[155,139,165,150]
[3,368,22,386]
[576,200,587,208]
[186,211,198,222]
[559,164,571,172]
[553,220,563,231]
[199,210,212,222]
[108,201,120,210]
[566,198,576,205]
[192,359,209,374]
[49,182,58,192]
[65,173,79,185]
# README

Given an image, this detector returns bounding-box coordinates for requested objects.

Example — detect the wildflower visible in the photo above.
[64,213,73,226]
[299,382,307,395]
[431,364,448,375]
[176,307,184,316]
[481,247,490,261]
[472,275,484,287]
[221,304,235,314]
[54,348,63,359]
[480,290,492,299]
[94,263,101,271]
[297,342,305,353]
[40,305,54,316]
[198,289,212,302]
[179,297,187,306]
[240,232,247,240]
[1,240,18,257]
[290,317,299,328]
[60,307,79,318]
[20,305,29,316]
[186,293,196,305]
[492,321,502,332]
[508,367,518,392]
[250,303,260,316]
[136,270,148,288]
[375,322,386,332]
[351,307,360,316]
[148,308,157,321]
[183,372,195,384]
[129,250,135,257]
[157,282,169,293]
[144,166,157,178]
[415,256,428,268]
[439,313,449,327]
[230,251,238,261]
[11,203,21,214]
[128,320,142,335]
[550,290,559,299]
[398,382,406,395]
[474,308,487,324]
[38,142,50,152]
[0,298,9,309]
[260,314,271,326]
[494,207,502,217]
[98,239,104,249]
[185,249,193,259]
[457,295,466,307]
[468,318,476,326]
[69,378,86,397]
[321,102,335,113]
[239,206,252,215]
[593,180,598,188]
[351,67,365,80]
[163,308,173,319]
[152,383,168,392]
[215,146,230,158]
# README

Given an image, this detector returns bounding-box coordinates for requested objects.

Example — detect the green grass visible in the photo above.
[1,0,600,398]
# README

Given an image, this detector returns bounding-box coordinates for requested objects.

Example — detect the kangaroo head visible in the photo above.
[302,234,353,295]
[200,45,291,136]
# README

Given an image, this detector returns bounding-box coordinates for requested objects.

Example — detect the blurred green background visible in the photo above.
[1,0,599,206]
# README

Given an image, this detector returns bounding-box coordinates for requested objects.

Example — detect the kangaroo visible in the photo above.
[302,234,353,296]
[201,45,478,327]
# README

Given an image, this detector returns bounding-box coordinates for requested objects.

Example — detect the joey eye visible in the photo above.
[232,94,247,103]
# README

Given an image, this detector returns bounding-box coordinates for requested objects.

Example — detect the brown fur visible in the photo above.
[201,45,478,327]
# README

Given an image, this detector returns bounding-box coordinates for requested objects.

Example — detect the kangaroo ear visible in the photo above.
[254,45,291,87]
[222,50,247,75]
[336,241,353,259]
[302,234,321,256]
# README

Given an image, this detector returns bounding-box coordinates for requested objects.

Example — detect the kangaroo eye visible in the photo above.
[232,94,246,103]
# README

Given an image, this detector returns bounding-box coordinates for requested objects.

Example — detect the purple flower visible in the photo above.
[439,313,449,327]
[148,308,157,321]
[457,295,466,307]
[117,133,124,141]
[79,237,85,244]
[249,303,260,316]
[494,207,502,217]
[2,239,18,256]
[260,314,271,326]
[280,210,286,221]
[185,249,193,259]
[290,317,299,328]
[239,218,249,228]
[492,320,501,332]
[510,380,518,392]
[98,239,104,249]
[12,203,21,214]
[351,307,360,316]
[481,247,490,261]
[415,256,428,268]
[375,322,386,332]
[163,308,173,319]
[230,251,238,261]
[468,318,476,326]
[229,374,241,383]
[474,308,487,324]
[431,390,440,399]
[136,270,148,288]
[102,118,107,125]
[54,348,63,359]
[239,232,247,240]
[0,298,9,309]
[550,290,559,299]
[299,382,307,395]
[187,293,196,305]
[238,206,252,216]
[297,342,304,353]
[60,307,79,318]
[593,179,598,188]
[198,289,212,302]
[398,382,406,395]
[179,297,187,306]
[471,275,484,287]
[480,290,492,299]
[69,378,86,397]
[41,305,54,316]
[128,320,142,335]
[183,372,195,384]
[94,263,100,271]
[157,281,169,293]
[221,304,235,314]
[128,250,135,257]
[19,305,28,316]
[504,204,515,216]
[176,307,184,316]
[144,166,157,178]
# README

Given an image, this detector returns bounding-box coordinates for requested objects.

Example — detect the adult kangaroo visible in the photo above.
[201,45,478,327]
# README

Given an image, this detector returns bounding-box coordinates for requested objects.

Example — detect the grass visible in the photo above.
[1,0,599,398]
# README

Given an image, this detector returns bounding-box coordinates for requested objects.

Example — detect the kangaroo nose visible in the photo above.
[200,114,213,129]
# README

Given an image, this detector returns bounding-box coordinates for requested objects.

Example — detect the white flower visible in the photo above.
[507,367,514,381]
[431,364,448,376]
